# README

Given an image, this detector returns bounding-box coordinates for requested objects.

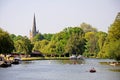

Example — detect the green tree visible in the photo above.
[14,36,33,54]
[10,34,16,41]
[65,33,86,56]
[107,13,120,60]
[32,33,44,42]
[97,32,107,58]
[80,22,97,33]
[33,40,49,53]
[84,32,98,57]
[0,28,14,54]
[99,13,120,60]
[43,33,54,41]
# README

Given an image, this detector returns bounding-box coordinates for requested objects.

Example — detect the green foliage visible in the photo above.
[33,40,49,53]
[32,33,54,42]
[107,16,120,60]
[108,19,120,40]
[32,27,86,56]
[32,33,44,42]
[43,33,54,41]
[98,13,120,60]
[97,32,107,51]
[50,31,69,54]
[97,32,108,58]
[80,22,97,33]
[0,28,14,54]
[84,32,98,57]
[13,36,33,54]
[65,33,86,55]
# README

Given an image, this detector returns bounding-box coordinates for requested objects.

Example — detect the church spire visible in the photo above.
[30,13,38,41]
[32,13,36,36]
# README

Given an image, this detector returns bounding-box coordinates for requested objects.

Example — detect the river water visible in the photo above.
[0,59,120,80]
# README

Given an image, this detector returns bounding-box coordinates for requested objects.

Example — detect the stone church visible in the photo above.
[29,14,39,41]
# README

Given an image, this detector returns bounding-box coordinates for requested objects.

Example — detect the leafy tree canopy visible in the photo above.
[0,28,14,54]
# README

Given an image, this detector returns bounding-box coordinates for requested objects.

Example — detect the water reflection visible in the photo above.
[57,60,85,65]
[22,61,33,64]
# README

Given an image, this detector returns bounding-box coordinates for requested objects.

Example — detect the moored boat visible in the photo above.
[0,57,12,68]
[77,55,84,60]
[69,55,77,60]
[12,57,21,64]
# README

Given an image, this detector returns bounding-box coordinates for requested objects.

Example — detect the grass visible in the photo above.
[21,57,44,61]
[109,69,120,72]
[21,57,69,61]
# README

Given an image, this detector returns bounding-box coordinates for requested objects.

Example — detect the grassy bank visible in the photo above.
[109,69,120,72]
[21,57,69,61]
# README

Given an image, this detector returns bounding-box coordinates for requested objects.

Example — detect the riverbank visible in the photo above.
[99,62,120,66]
[21,57,69,61]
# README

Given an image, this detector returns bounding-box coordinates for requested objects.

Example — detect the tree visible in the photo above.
[107,13,120,60]
[99,12,120,60]
[10,34,16,41]
[14,36,33,54]
[80,22,97,33]
[0,28,14,54]
[64,27,85,56]
[97,32,108,58]
[65,33,86,56]
[33,40,49,53]
[43,33,54,41]
[32,33,44,42]
[97,32,107,51]
[84,32,98,57]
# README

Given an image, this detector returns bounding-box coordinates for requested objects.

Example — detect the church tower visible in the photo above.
[30,14,38,41]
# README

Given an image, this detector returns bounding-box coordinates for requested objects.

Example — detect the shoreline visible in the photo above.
[21,57,69,61]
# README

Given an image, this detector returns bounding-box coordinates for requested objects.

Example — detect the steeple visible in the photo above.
[32,14,37,37]
[30,14,38,41]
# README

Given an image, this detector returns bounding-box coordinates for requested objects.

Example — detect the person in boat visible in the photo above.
[89,67,96,73]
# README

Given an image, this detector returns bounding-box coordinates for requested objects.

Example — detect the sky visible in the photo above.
[0,0,120,37]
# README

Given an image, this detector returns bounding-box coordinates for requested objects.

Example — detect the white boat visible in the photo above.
[77,55,84,60]
[69,55,77,60]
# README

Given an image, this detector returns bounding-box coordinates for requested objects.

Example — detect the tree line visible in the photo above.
[0,13,120,61]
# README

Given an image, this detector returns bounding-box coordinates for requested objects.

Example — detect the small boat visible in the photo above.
[12,57,21,64]
[109,62,117,66]
[0,57,12,68]
[0,61,11,67]
[89,68,96,73]
[69,55,77,60]
[77,55,84,60]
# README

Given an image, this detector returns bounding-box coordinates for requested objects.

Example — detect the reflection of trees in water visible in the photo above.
[22,61,33,65]
[57,60,85,65]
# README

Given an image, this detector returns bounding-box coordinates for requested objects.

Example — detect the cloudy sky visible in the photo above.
[0,0,120,36]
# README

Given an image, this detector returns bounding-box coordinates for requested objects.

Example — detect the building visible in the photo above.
[29,14,39,41]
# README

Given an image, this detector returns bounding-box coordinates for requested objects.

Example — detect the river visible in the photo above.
[0,59,120,80]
